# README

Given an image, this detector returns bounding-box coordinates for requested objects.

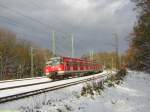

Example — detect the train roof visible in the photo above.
[47,56,101,65]
[56,56,99,64]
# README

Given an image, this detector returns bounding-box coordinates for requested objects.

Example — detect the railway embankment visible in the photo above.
[5,69,150,112]
[81,69,127,97]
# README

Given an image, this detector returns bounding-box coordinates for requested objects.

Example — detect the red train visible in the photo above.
[44,57,103,80]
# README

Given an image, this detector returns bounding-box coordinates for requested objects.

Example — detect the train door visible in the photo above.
[66,61,70,71]
[77,61,80,71]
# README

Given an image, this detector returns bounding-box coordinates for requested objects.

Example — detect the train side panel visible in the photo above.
[44,57,103,79]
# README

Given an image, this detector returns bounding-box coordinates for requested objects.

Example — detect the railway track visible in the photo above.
[0,76,47,83]
[0,80,52,91]
[0,71,115,104]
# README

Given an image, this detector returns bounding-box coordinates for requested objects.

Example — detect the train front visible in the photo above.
[44,57,64,79]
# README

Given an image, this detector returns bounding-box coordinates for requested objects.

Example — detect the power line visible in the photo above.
[0,52,3,80]
[30,47,34,77]
[0,17,49,42]
[51,31,56,56]
[0,2,79,57]
[29,0,43,10]
[0,15,72,51]
[0,4,50,30]
[0,2,76,39]
[51,32,71,57]
[112,33,119,70]
[27,0,72,36]
[0,1,78,37]
[71,34,74,58]
[0,15,74,56]
[0,15,49,34]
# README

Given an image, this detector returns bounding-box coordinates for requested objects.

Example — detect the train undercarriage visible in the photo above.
[46,70,103,80]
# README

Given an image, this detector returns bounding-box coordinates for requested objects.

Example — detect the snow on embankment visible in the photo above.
[0,71,150,112]
[0,77,50,89]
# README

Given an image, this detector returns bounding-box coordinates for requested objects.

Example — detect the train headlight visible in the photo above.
[58,67,62,71]
[46,69,49,72]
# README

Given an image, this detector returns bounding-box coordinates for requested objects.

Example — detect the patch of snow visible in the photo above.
[0,70,150,112]
[0,71,108,98]
[0,77,51,89]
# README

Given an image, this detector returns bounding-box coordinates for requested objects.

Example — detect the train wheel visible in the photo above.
[51,72,58,81]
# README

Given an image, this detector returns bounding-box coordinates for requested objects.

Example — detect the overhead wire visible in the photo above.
[2,0,75,36]
[0,16,50,43]
[0,3,55,32]
[0,1,78,56]
[26,0,72,36]
[0,1,72,40]
[0,15,49,34]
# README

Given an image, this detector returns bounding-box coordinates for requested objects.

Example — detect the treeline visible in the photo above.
[0,28,52,80]
[125,0,150,73]
[82,52,127,69]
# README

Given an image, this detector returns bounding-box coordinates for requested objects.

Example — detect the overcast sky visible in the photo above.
[0,0,137,57]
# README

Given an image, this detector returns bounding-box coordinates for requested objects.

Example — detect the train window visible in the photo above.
[46,61,52,66]
[68,61,71,65]
[71,62,73,66]
[46,57,62,66]
[73,62,76,66]
[73,62,75,66]
[77,62,80,66]
[68,61,73,66]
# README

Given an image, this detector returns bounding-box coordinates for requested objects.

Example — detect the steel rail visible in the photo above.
[0,73,112,104]
[0,74,104,91]
[0,80,52,91]
[0,76,47,83]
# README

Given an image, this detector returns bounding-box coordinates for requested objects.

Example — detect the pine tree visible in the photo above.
[128,0,150,72]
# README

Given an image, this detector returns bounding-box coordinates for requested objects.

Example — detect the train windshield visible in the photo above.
[46,57,62,66]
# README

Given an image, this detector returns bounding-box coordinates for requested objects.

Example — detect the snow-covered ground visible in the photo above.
[0,70,150,112]
[0,77,51,89]
[0,71,109,98]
